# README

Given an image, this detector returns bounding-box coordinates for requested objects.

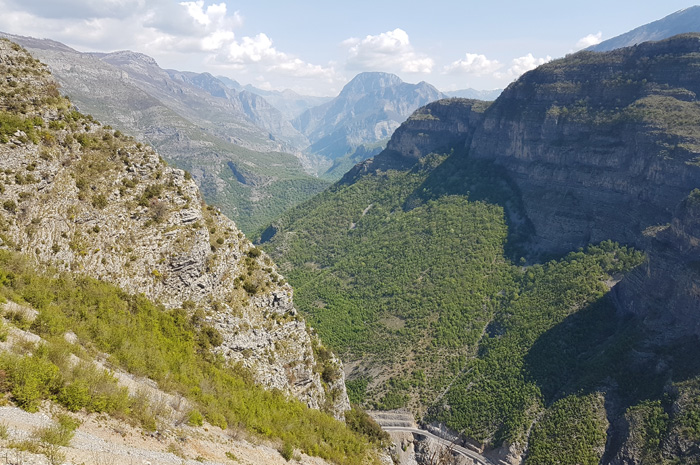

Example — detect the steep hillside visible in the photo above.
[293,72,445,174]
[162,68,307,148]
[0,39,387,464]
[261,35,700,464]
[589,6,700,51]
[0,32,329,235]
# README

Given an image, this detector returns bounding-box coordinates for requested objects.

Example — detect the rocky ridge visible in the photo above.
[0,39,349,418]
[0,32,329,235]
[468,34,700,256]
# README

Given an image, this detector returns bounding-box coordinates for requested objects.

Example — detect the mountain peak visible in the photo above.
[339,71,405,96]
[95,49,161,68]
[589,6,700,52]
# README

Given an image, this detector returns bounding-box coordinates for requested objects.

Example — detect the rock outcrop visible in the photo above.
[469,34,700,255]
[340,98,489,184]
[0,39,349,419]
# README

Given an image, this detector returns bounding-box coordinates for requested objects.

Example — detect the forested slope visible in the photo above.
[260,35,700,464]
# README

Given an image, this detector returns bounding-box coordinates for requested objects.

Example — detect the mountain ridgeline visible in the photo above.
[260,33,700,464]
[0,33,330,235]
[589,5,700,52]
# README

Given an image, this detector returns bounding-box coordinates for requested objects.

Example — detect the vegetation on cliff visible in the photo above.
[0,249,377,464]
[260,36,700,462]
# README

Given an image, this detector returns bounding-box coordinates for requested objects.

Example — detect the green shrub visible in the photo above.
[280,441,294,461]
[187,409,204,426]
[0,352,61,412]
[58,380,90,412]
[247,247,262,258]
[2,200,16,213]
[345,407,389,444]
[92,194,108,209]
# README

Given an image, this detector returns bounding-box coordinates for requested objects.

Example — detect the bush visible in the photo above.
[187,409,204,427]
[345,407,389,444]
[280,441,294,461]
[1,352,61,412]
[2,200,16,213]
[58,380,90,412]
[92,194,108,209]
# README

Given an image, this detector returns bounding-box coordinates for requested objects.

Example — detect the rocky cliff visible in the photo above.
[469,34,700,255]
[340,98,489,184]
[0,39,349,419]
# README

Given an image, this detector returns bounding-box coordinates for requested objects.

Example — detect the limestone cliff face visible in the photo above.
[614,190,700,336]
[0,40,349,418]
[386,98,489,160]
[469,34,700,255]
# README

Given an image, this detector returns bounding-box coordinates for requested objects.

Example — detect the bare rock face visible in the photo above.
[0,39,349,419]
[614,189,700,337]
[469,34,700,255]
[386,98,489,161]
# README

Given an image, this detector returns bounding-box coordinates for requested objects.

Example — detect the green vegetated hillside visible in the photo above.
[159,138,330,235]
[0,250,382,465]
[260,37,700,463]
[0,38,384,465]
[262,145,700,464]
[259,148,650,460]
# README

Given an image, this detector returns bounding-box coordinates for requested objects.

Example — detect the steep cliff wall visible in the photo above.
[470,34,700,254]
[0,39,349,418]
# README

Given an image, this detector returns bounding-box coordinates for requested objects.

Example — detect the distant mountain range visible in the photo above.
[292,72,445,168]
[0,32,329,234]
[589,6,700,51]
[216,76,332,121]
[0,31,503,229]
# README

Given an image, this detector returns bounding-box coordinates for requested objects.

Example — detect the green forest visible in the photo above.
[259,141,700,462]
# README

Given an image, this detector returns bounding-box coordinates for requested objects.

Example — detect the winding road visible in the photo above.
[383,427,495,465]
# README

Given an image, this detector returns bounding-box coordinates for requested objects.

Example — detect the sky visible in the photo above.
[0,1,695,96]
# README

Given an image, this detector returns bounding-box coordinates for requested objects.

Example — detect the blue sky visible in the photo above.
[0,1,695,95]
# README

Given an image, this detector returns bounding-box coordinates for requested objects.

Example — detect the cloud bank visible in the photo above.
[343,28,434,74]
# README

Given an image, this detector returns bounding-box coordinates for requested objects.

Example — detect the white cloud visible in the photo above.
[0,0,341,92]
[575,32,603,50]
[496,53,552,80]
[444,53,501,76]
[343,28,434,74]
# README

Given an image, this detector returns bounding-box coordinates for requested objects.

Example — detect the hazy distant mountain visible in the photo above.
[589,6,700,51]
[445,88,502,100]
[1,32,328,234]
[165,69,307,147]
[216,76,331,120]
[293,72,445,168]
